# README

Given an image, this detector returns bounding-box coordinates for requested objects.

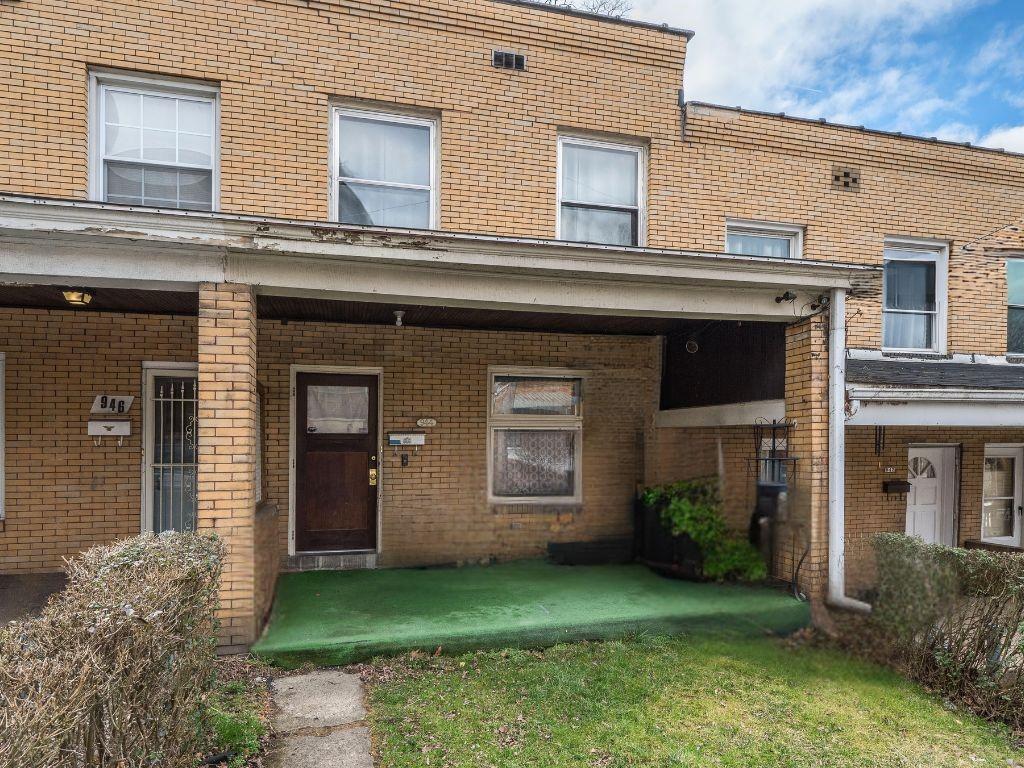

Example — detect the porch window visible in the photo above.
[558,137,643,247]
[1007,260,1024,354]
[882,241,947,353]
[332,108,436,229]
[725,220,803,259]
[488,370,584,503]
[91,72,218,210]
[982,446,1023,546]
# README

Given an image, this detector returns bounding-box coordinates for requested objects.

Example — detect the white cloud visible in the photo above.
[979,124,1024,152]
[931,121,980,144]
[627,0,982,133]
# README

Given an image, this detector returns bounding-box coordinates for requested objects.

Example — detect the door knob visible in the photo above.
[369,468,378,487]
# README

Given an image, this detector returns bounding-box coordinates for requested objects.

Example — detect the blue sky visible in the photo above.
[628,0,1024,151]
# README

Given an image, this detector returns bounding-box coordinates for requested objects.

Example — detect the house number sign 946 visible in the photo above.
[90,395,135,415]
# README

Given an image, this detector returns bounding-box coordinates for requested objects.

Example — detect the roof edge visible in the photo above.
[491,0,694,39]
[687,102,1024,161]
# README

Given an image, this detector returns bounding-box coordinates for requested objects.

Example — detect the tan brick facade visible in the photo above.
[197,284,260,650]
[258,320,660,566]
[6,0,1024,640]
[0,308,195,572]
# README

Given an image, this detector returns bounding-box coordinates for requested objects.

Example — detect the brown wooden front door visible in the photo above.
[295,372,378,552]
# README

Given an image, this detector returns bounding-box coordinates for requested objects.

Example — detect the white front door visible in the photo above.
[906,446,954,545]
[982,446,1023,547]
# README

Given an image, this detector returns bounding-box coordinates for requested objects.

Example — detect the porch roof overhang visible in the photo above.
[845,355,1024,426]
[847,384,1024,426]
[0,195,880,322]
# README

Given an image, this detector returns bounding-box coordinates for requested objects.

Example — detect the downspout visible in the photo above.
[827,287,871,613]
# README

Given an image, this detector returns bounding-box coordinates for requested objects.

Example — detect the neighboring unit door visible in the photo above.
[145,368,199,533]
[982,446,1024,547]
[295,372,378,552]
[906,447,952,545]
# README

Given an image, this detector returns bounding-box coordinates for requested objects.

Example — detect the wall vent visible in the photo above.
[832,165,861,192]
[492,50,526,71]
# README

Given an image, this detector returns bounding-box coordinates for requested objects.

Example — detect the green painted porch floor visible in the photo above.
[252,560,809,668]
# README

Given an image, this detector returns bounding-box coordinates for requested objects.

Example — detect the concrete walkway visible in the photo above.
[268,669,373,768]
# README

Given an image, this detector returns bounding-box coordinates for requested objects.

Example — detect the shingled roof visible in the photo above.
[847,358,1024,390]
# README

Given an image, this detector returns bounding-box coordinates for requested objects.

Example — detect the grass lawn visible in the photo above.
[365,634,1023,768]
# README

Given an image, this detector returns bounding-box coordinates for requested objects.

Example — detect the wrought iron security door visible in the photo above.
[149,374,198,532]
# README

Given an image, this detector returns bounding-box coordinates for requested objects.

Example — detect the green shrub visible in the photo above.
[869,533,1024,729]
[641,478,765,582]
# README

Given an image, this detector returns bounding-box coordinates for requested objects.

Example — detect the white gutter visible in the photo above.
[827,287,871,613]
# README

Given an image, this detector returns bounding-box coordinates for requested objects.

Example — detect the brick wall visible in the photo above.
[0,308,195,572]
[257,320,661,566]
[782,315,830,596]
[844,425,1024,597]
[645,425,756,531]
[7,2,1024,358]
[197,283,259,650]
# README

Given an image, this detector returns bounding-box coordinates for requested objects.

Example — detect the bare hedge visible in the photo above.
[0,532,225,768]
[871,533,1024,728]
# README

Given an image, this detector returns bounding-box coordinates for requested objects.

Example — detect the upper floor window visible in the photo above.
[725,220,803,259]
[90,71,218,211]
[558,137,643,247]
[882,240,948,353]
[331,108,437,229]
[1007,260,1024,354]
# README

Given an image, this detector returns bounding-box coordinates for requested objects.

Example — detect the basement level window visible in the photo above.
[1008,260,1024,354]
[90,71,219,211]
[725,220,803,259]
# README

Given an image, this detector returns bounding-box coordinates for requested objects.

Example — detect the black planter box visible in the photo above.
[634,496,704,580]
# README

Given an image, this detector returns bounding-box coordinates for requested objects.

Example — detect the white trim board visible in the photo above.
[287,365,384,557]
[847,398,1024,427]
[655,399,785,428]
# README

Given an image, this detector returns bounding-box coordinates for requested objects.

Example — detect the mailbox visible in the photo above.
[388,432,426,447]
[882,479,912,494]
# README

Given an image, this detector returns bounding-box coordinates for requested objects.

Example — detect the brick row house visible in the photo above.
[3,0,1024,648]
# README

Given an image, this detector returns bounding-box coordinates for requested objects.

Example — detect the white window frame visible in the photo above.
[724,219,804,259]
[882,237,948,355]
[88,69,221,210]
[981,444,1024,547]
[487,366,586,505]
[141,361,199,533]
[556,135,646,247]
[0,352,5,522]
[328,106,439,229]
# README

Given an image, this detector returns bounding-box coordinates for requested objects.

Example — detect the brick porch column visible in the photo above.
[197,283,259,651]
[782,313,830,601]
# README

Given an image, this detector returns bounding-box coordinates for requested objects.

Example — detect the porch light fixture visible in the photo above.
[775,291,797,304]
[394,310,405,328]
[62,288,93,307]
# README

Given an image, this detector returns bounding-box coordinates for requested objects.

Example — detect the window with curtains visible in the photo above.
[332,108,436,229]
[558,137,643,247]
[1008,260,1024,354]
[92,72,218,210]
[725,221,803,259]
[882,242,947,353]
[488,370,584,503]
